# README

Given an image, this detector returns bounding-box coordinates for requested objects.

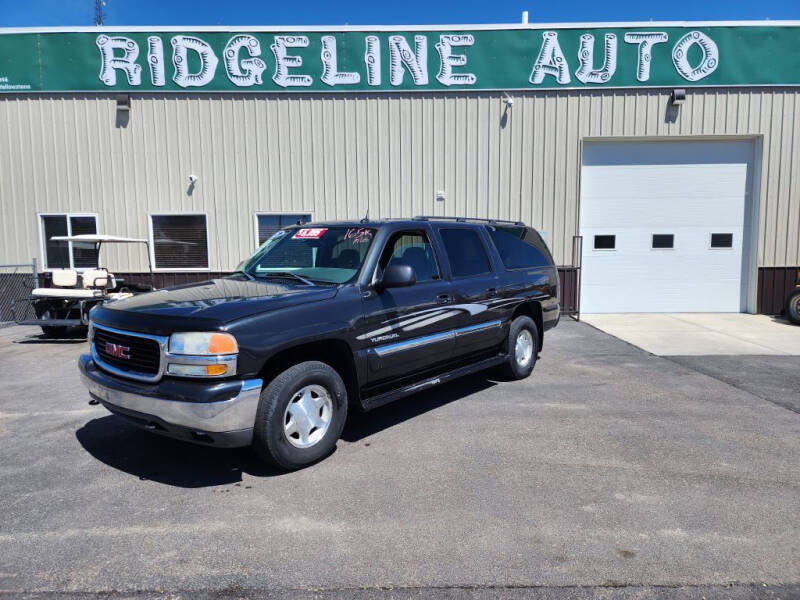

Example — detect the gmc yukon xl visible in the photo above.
[79,217,560,469]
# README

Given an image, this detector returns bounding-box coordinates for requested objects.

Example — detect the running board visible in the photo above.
[14,318,85,327]
[361,354,507,411]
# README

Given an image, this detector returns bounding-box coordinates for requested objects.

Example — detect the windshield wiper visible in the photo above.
[232,269,255,281]
[261,271,316,286]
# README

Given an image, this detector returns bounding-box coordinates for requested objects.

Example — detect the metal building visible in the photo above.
[0,22,798,315]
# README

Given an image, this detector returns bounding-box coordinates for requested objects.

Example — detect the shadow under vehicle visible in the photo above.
[12,234,155,338]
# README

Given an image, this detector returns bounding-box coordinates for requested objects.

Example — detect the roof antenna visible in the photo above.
[360,208,370,223]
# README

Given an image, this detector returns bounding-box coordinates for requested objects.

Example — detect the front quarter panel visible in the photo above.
[228,286,364,378]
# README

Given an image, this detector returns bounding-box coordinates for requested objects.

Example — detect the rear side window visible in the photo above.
[487,225,550,269]
[439,228,492,278]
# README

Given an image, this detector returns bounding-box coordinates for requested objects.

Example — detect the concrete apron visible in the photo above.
[580,313,800,356]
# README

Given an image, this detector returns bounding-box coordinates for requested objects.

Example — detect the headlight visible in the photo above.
[169,332,238,356]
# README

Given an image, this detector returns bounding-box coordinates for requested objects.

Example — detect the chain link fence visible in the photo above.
[0,260,38,328]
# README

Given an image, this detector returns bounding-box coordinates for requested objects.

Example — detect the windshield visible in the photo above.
[240,226,376,284]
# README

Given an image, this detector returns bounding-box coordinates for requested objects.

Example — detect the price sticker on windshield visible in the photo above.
[293,228,328,239]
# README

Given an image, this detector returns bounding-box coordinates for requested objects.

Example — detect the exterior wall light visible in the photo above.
[670,89,686,106]
[116,93,131,112]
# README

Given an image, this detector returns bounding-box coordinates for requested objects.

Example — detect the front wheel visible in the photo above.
[786,288,800,325]
[501,316,540,380]
[252,361,348,470]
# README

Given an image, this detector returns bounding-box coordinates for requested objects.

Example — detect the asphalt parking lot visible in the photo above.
[0,320,798,599]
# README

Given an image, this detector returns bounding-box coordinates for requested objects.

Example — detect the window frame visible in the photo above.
[148,212,211,272]
[372,228,443,286]
[252,211,313,249]
[651,233,675,251]
[438,226,494,280]
[592,234,616,251]
[709,232,735,250]
[38,212,101,272]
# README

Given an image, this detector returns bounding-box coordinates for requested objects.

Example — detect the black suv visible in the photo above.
[79,217,559,469]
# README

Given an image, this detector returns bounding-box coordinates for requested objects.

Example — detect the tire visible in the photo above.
[34,305,68,338]
[40,326,68,339]
[252,361,348,470]
[786,288,800,325]
[501,315,540,380]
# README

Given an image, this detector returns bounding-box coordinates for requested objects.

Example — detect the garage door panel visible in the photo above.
[582,140,754,168]
[582,165,750,202]
[581,197,748,229]
[580,140,753,313]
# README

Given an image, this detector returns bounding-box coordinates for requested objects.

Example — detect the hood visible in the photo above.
[101,276,339,324]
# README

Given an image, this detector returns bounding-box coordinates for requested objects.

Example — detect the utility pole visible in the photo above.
[94,0,106,26]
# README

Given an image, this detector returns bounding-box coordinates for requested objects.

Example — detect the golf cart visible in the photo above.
[12,234,155,338]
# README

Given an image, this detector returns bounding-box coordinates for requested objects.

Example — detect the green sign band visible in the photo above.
[0,25,798,93]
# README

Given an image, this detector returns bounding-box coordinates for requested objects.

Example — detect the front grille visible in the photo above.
[93,327,161,376]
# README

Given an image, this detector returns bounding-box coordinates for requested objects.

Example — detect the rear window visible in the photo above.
[439,228,492,278]
[487,225,551,269]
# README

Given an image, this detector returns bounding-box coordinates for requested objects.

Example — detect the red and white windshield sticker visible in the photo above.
[293,228,328,239]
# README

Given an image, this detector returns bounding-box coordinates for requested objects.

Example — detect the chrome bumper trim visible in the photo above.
[80,360,263,433]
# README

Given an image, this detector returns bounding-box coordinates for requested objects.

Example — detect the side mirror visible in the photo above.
[378,264,416,290]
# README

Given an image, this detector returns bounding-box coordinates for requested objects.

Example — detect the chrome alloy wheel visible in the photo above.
[515,329,534,368]
[283,384,334,449]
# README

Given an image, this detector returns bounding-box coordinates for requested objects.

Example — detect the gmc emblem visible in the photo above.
[105,342,131,360]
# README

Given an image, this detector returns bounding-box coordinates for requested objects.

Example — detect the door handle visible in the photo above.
[437,293,453,304]
[487,288,499,297]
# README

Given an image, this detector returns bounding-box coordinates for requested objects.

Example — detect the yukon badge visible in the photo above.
[105,342,131,360]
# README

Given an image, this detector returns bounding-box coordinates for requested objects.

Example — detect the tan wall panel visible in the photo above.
[0,88,799,272]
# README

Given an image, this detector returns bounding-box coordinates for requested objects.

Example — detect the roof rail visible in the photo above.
[413,215,526,226]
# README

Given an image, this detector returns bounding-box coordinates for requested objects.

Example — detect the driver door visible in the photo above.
[356,229,456,387]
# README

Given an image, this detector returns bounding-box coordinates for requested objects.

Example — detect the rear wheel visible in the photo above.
[34,304,68,338]
[501,316,540,380]
[786,288,800,325]
[252,361,348,470]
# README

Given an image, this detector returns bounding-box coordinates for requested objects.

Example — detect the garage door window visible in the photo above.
[710,233,733,249]
[651,234,675,249]
[150,214,209,270]
[593,235,616,250]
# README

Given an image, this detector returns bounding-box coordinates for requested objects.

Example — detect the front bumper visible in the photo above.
[79,354,262,448]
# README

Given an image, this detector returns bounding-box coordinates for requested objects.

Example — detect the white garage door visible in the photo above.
[580,140,754,313]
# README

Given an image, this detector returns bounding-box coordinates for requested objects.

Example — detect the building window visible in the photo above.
[593,234,616,250]
[710,233,733,248]
[652,234,675,249]
[39,213,99,270]
[150,214,209,270]
[439,228,492,278]
[255,213,312,247]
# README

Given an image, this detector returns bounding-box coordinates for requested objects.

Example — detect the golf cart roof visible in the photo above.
[50,234,148,243]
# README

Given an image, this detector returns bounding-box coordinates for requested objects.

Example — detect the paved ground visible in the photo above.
[0,321,798,599]
[580,314,800,356]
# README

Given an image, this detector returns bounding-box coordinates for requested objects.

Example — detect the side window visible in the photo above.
[439,228,492,278]
[487,225,550,269]
[379,231,440,283]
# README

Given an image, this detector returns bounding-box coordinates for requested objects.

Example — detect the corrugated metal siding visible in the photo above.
[0,88,799,271]
[757,267,800,315]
